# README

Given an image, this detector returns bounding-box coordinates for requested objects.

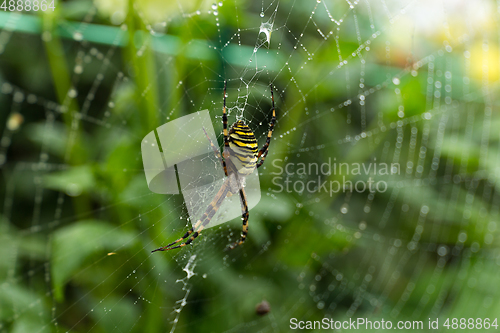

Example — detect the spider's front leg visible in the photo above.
[256,83,277,169]
[151,220,201,252]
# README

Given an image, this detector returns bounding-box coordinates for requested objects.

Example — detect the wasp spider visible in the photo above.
[152,82,277,252]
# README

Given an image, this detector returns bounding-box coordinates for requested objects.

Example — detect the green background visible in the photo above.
[1,0,499,332]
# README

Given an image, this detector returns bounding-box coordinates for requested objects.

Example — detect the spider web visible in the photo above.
[1,0,500,332]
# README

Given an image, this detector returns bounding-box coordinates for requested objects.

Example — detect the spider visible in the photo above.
[152,81,276,252]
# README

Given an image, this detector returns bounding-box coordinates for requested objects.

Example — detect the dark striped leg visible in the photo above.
[152,179,230,252]
[226,187,249,250]
[256,83,277,168]
[151,220,201,252]
[202,127,228,177]
[223,80,229,148]
[256,149,270,169]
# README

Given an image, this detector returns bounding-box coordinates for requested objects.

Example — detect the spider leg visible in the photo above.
[226,187,249,250]
[256,146,271,169]
[256,83,277,169]
[223,80,229,148]
[152,178,230,252]
[151,220,202,252]
[162,186,229,251]
[202,127,228,177]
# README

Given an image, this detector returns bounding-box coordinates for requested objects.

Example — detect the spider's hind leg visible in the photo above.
[152,179,231,252]
[151,220,202,252]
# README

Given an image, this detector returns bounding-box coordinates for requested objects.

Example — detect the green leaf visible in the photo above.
[25,122,68,157]
[11,316,51,333]
[51,220,136,301]
[42,165,95,196]
[0,230,17,282]
[253,193,294,222]
[0,283,46,321]
[88,295,140,333]
[0,218,47,279]
[25,122,88,160]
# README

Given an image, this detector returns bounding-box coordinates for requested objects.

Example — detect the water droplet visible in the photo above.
[67,89,78,98]
[73,32,83,41]
[74,65,83,74]
[260,12,264,17]
[66,183,82,197]
[41,31,52,42]
[6,113,24,131]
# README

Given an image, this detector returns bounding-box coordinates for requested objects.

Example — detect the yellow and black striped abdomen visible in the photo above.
[228,120,258,176]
